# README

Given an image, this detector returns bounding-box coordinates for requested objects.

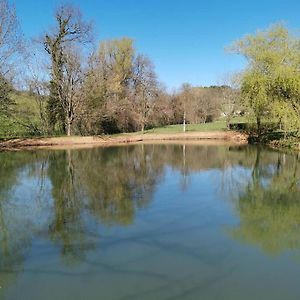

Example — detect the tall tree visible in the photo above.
[218,74,241,129]
[0,0,23,116]
[82,38,135,133]
[44,4,92,135]
[180,83,192,132]
[133,54,158,132]
[82,38,161,134]
[231,24,300,137]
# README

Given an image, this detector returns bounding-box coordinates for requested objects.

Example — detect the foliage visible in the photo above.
[79,38,160,134]
[0,76,14,116]
[231,24,300,140]
[0,92,47,138]
[228,148,300,255]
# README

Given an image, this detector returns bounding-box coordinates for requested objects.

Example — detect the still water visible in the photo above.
[0,143,299,300]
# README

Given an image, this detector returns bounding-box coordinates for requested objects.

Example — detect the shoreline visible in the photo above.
[0,131,248,151]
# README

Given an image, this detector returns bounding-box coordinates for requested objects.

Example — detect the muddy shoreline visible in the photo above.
[0,131,248,151]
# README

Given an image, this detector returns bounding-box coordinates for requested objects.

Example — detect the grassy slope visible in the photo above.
[141,117,248,134]
[0,92,40,139]
[144,121,227,134]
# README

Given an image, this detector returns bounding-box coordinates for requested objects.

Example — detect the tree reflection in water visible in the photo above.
[227,148,300,255]
[0,144,299,297]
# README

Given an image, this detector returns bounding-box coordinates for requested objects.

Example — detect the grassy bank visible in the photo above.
[138,117,248,134]
[1,94,298,151]
[0,92,42,139]
[246,129,300,151]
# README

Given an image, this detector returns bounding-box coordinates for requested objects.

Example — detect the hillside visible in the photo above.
[0,92,41,138]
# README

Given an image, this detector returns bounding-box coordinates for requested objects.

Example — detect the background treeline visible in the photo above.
[0,1,240,137]
[0,0,299,144]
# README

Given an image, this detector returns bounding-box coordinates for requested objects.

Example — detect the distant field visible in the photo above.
[142,117,248,134]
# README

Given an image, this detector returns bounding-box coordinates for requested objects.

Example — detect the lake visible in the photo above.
[0,143,299,300]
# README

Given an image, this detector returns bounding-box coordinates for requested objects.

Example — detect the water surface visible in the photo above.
[0,144,299,300]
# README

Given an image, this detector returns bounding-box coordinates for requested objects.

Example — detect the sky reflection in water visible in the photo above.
[0,144,299,300]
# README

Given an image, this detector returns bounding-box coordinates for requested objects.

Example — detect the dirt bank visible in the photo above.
[0,131,248,150]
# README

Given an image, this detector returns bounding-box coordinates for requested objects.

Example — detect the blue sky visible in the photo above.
[14,0,300,89]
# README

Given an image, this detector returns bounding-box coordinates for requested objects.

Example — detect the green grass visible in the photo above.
[72,117,250,138]
[0,92,41,138]
[144,122,226,134]
[142,117,248,134]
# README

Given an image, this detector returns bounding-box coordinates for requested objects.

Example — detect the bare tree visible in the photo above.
[176,84,219,129]
[0,0,23,115]
[62,48,84,136]
[0,0,23,74]
[133,54,158,133]
[195,88,219,124]
[23,45,51,134]
[44,4,93,135]
[151,90,173,127]
[180,83,193,132]
[219,74,241,129]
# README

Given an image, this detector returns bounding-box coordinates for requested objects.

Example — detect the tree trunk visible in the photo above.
[226,115,232,130]
[256,116,261,139]
[183,111,186,132]
[226,118,230,130]
[67,119,72,136]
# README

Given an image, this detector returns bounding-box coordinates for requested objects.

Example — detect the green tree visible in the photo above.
[82,38,161,134]
[0,76,14,116]
[231,24,300,138]
[82,38,135,133]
